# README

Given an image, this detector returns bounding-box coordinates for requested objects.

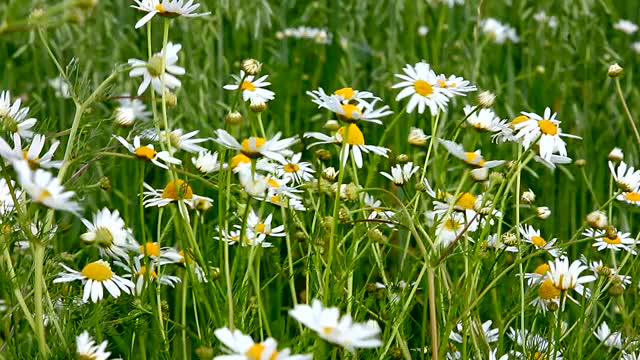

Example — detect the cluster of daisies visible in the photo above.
[275,26,332,44]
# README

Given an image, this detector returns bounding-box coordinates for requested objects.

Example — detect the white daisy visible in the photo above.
[137,241,184,264]
[507,328,563,359]
[434,74,476,97]
[213,327,312,360]
[533,11,558,28]
[614,19,639,34]
[587,259,632,289]
[440,139,505,169]
[582,227,636,254]
[364,194,396,226]
[241,210,286,242]
[304,124,390,168]
[513,107,580,161]
[114,135,181,169]
[380,162,419,186]
[128,42,185,95]
[547,256,595,297]
[76,331,112,360]
[275,153,315,184]
[117,257,181,294]
[223,70,275,103]
[524,262,551,287]
[308,92,392,125]
[463,105,508,133]
[14,162,80,214]
[191,150,222,173]
[435,212,469,247]
[215,225,272,248]
[213,129,298,164]
[289,299,382,352]
[481,18,520,44]
[113,95,151,126]
[519,225,562,257]
[80,208,137,259]
[308,87,380,107]
[0,90,37,139]
[609,161,640,192]
[617,188,640,206]
[0,133,62,169]
[486,233,518,253]
[53,260,135,303]
[178,249,208,283]
[392,61,451,115]
[593,322,624,349]
[142,179,212,208]
[132,0,210,29]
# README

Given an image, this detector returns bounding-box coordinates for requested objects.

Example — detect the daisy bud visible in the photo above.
[608,63,623,78]
[315,149,332,161]
[338,207,350,223]
[396,154,410,163]
[608,147,624,162]
[605,225,618,240]
[489,171,504,184]
[322,167,338,182]
[195,198,213,212]
[163,90,177,108]
[249,97,267,112]
[417,26,429,36]
[535,206,551,219]
[29,8,46,23]
[477,91,496,108]
[345,183,361,202]
[408,127,429,147]
[521,189,536,204]
[546,301,559,312]
[209,266,221,279]
[368,228,387,244]
[586,210,608,229]
[575,159,586,167]
[470,167,489,181]
[323,120,340,131]
[608,284,625,297]
[321,217,333,231]
[390,346,403,359]
[65,9,86,24]
[195,346,214,360]
[241,59,262,75]
[224,111,244,126]
[295,231,306,242]
[99,176,111,192]
[275,31,285,40]
[535,65,546,74]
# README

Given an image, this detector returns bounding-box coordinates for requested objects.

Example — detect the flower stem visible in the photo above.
[614,78,640,152]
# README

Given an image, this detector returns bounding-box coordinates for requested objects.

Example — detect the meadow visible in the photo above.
[1,0,640,359]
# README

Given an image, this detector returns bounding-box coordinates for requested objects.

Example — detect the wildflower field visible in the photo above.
[2,0,640,359]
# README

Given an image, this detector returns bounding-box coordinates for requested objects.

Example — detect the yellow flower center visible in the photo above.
[155,4,165,12]
[624,192,640,202]
[604,235,622,245]
[531,235,547,247]
[443,218,461,231]
[254,223,269,234]
[138,266,158,279]
[245,344,278,360]
[322,326,334,335]
[534,351,547,360]
[534,263,551,276]
[139,242,161,257]
[267,178,281,187]
[455,192,476,210]
[241,80,256,91]
[538,119,558,135]
[334,87,355,99]
[81,261,113,281]
[340,103,362,120]
[437,79,448,88]
[464,152,485,167]
[414,80,433,96]
[162,179,193,200]
[538,278,561,300]
[22,150,40,170]
[283,163,299,173]
[230,153,251,168]
[511,115,529,125]
[93,227,114,248]
[135,146,157,160]
[337,124,365,145]
[241,137,266,157]
[36,189,52,202]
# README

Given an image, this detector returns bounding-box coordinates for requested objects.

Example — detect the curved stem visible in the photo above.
[614,78,640,151]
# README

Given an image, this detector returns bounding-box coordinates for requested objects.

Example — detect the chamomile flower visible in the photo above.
[128,42,185,95]
[364,194,396,225]
[178,249,207,283]
[408,127,429,147]
[519,225,562,257]
[191,150,222,173]
[587,259,632,289]
[0,133,62,169]
[53,260,135,303]
[0,90,37,139]
[14,162,80,214]
[524,262,551,286]
[380,162,419,186]
[614,19,639,34]
[392,61,450,115]
[118,257,181,294]
[156,128,208,153]
[507,328,563,359]
[308,87,380,107]
[448,319,499,358]
[213,327,312,360]
[513,107,580,161]
[114,135,181,169]
[289,299,382,352]
[533,11,558,28]
[223,70,275,103]
[593,322,624,349]
[213,129,298,164]
[137,242,184,264]
[435,212,469,247]
[530,277,561,313]
[275,153,315,183]
[132,0,210,29]
[242,210,286,241]
[142,179,213,211]
[464,105,508,133]
[547,256,595,296]
[434,74,477,97]
[309,92,392,125]
[304,124,390,168]
[481,18,520,44]
[440,139,505,169]
[215,225,272,248]
[113,95,151,127]
[583,227,636,254]
[432,192,502,230]
[609,161,640,192]
[76,331,112,360]
[80,208,136,259]
[617,188,640,206]
[486,233,518,253]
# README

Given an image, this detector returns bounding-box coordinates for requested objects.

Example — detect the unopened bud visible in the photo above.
[195,346,214,360]
[408,127,428,147]
[99,177,111,192]
[225,111,244,126]
[321,217,333,231]
[249,98,267,112]
[76,0,99,9]
[521,189,536,204]
[338,207,350,223]
[315,149,332,161]
[605,225,618,240]
[345,183,360,202]
[195,198,213,212]
[502,233,518,246]
[322,167,338,182]
[535,65,546,74]
[575,159,586,167]
[368,228,387,244]
[608,148,624,162]
[586,210,608,229]
[323,120,340,131]
[477,91,496,108]
[209,267,221,279]
[608,284,625,297]
[489,171,504,184]
[241,59,262,75]
[608,63,623,78]
[390,346,403,359]
[470,167,489,181]
[536,206,551,219]
[396,154,410,163]
[163,90,177,108]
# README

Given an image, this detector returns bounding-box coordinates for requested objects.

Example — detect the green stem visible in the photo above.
[33,243,49,355]
[614,78,640,151]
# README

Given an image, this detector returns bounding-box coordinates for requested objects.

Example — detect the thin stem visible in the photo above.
[614,78,640,151]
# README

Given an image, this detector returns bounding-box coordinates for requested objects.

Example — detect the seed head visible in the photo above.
[521,189,536,204]
[477,91,496,108]
[586,210,608,229]
[608,63,623,78]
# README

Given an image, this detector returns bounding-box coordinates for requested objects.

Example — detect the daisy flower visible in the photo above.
[53,260,135,303]
[241,210,286,242]
[434,74,477,97]
[157,128,208,153]
[289,299,382,352]
[308,92,392,125]
[304,124,390,168]
[593,322,625,349]
[583,227,636,254]
[308,87,380,107]
[0,90,37,139]
[380,162,419,186]
[485,233,518,253]
[524,262,551,286]
[609,161,640,192]
[530,277,561,313]
[547,256,595,297]
[213,129,298,164]
[137,241,183,264]
[128,42,185,95]
[507,328,563,359]
[215,225,272,248]
[213,327,312,360]
[440,139,505,169]
[463,105,509,133]
[275,153,315,183]
[191,150,222,173]
[449,319,499,346]
[614,19,639,34]
[132,0,210,29]
[392,61,450,115]
[588,259,633,289]
[113,95,151,127]
[408,127,429,147]
[432,192,502,231]
[80,208,137,259]
[223,70,275,103]
[0,133,62,169]
[435,212,470,247]
[14,162,80,214]
[117,257,181,294]
[481,18,520,44]
[364,194,396,225]
[513,107,580,161]
[178,249,207,283]
[519,225,562,257]
[114,135,181,169]
[76,331,112,360]
[142,179,213,213]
